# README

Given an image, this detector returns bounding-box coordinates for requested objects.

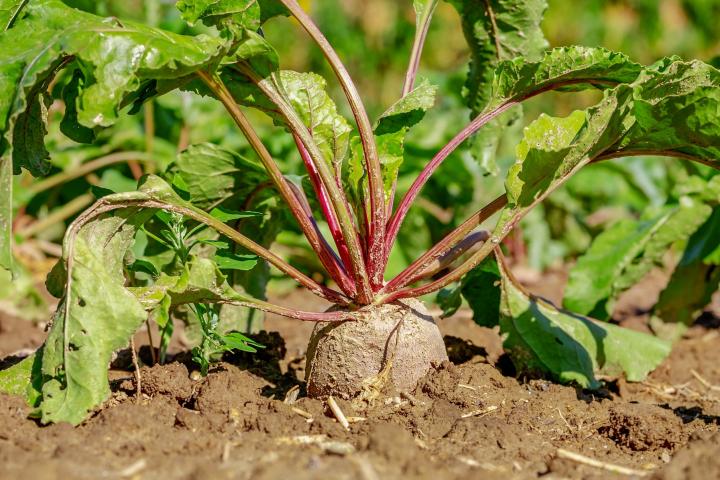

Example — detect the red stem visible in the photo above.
[294,134,353,271]
[385,101,517,257]
[383,149,720,303]
[383,194,507,293]
[384,78,626,273]
[278,0,386,291]
[285,181,357,296]
[197,71,351,296]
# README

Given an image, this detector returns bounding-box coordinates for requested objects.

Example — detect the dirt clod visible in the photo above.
[600,403,687,452]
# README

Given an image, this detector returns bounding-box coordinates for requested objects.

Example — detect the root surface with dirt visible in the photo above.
[305,298,448,399]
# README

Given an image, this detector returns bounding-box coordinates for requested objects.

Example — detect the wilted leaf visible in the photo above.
[0,0,232,272]
[40,208,153,425]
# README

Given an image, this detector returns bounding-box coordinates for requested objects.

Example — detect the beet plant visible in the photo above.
[0,0,719,425]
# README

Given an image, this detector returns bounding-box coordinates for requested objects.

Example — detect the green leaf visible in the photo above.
[128,259,159,277]
[221,331,262,352]
[436,285,462,319]
[437,257,502,326]
[0,0,28,30]
[447,0,548,115]
[490,46,643,107]
[214,250,258,270]
[650,206,720,338]
[495,59,720,268]
[176,0,260,29]
[651,260,720,340]
[59,69,95,144]
[508,109,588,207]
[12,87,51,177]
[233,28,279,78]
[130,256,253,310]
[502,87,634,218]
[564,199,712,318]
[0,354,41,404]
[498,259,671,388]
[611,59,720,167]
[220,193,286,333]
[0,0,227,166]
[33,175,268,424]
[196,239,231,249]
[172,143,268,210]
[171,141,284,333]
[40,208,154,425]
[681,204,720,265]
[0,0,231,271]
[257,0,289,23]
[373,78,437,200]
[447,0,548,175]
[279,71,353,176]
[375,79,437,136]
[209,206,262,222]
[460,256,502,327]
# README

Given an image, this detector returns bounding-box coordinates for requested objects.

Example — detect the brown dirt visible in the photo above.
[1,279,719,479]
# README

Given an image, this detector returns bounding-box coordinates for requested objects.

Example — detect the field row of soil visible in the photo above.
[0,272,719,479]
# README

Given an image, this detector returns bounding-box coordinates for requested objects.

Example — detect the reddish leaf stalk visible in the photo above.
[294,134,353,272]
[382,148,720,302]
[69,198,351,315]
[385,101,517,259]
[278,0,386,290]
[238,65,373,303]
[411,230,490,281]
[384,0,439,216]
[197,71,352,296]
[383,77,627,278]
[383,194,507,293]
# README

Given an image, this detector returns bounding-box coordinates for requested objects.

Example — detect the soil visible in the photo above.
[1,273,719,480]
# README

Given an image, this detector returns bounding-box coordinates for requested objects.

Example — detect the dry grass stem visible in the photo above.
[690,369,720,392]
[346,416,367,423]
[557,407,573,431]
[284,385,301,404]
[119,459,147,477]
[276,435,355,455]
[328,395,350,430]
[291,407,313,419]
[130,337,141,404]
[461,405,498,418]
[556,448,651,477]
[400,390,424,406]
